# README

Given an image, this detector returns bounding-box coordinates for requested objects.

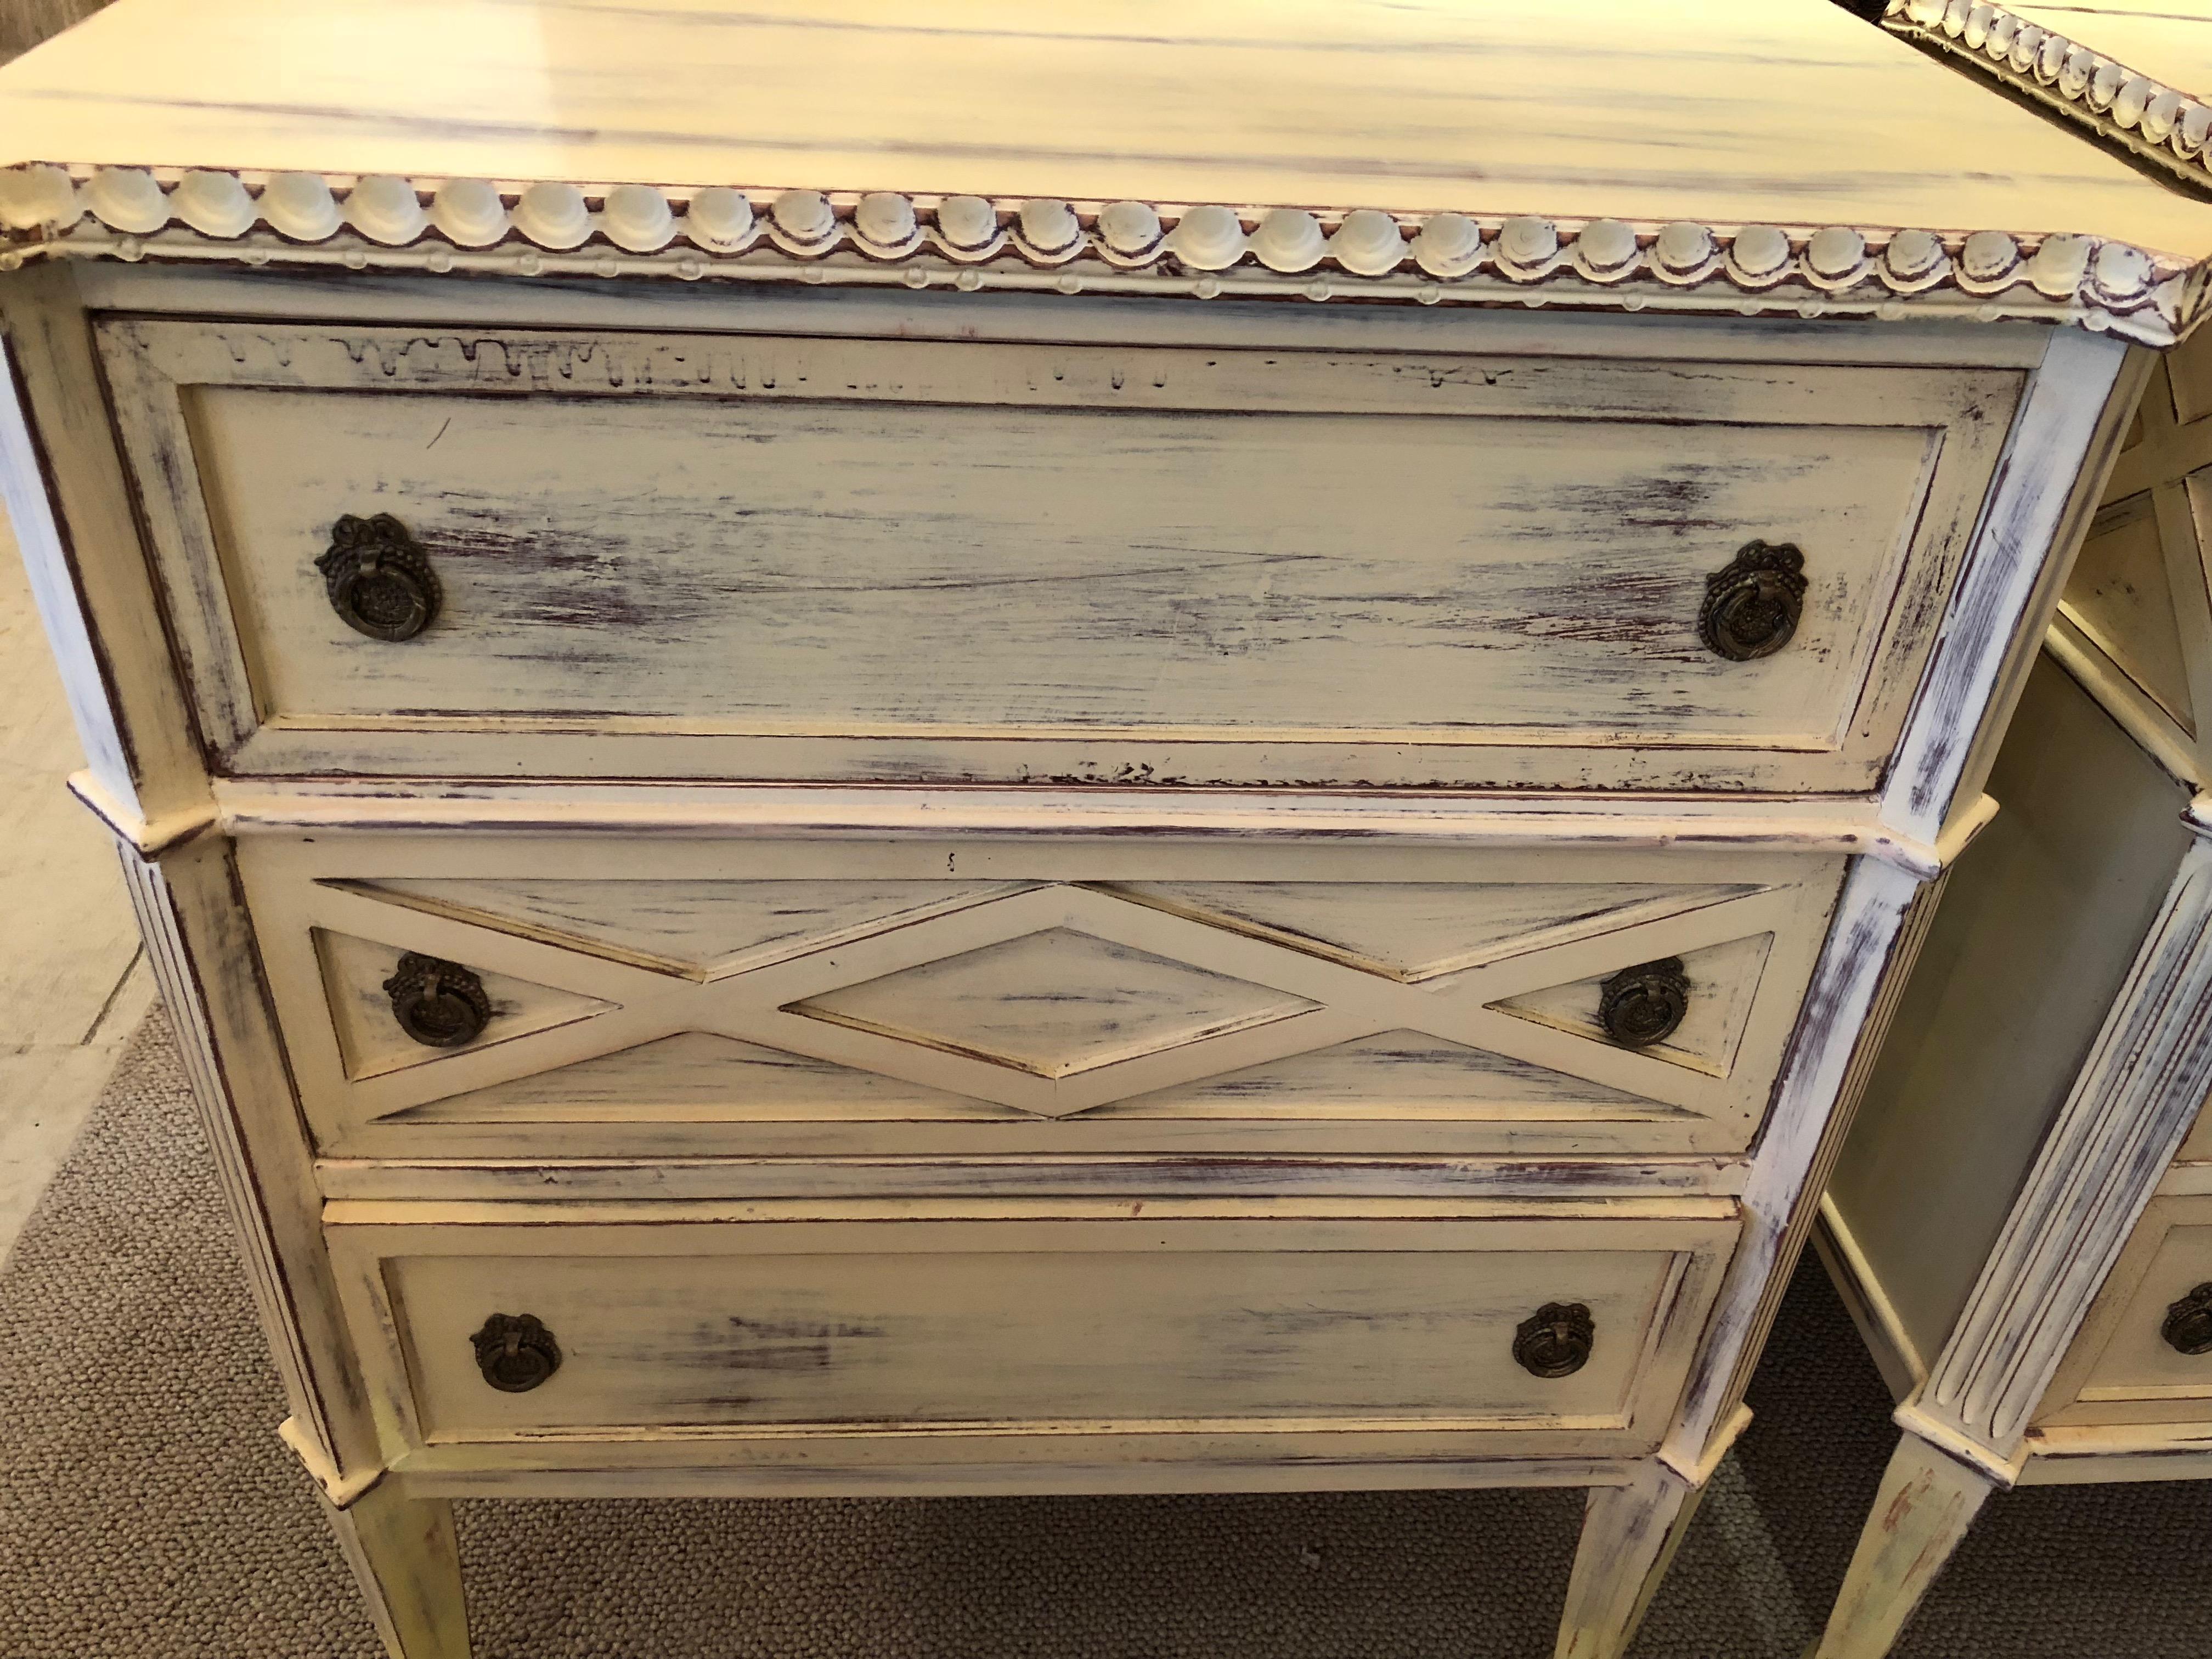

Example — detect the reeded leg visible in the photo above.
[318,1477,472,1659]
[1554,1458,1706,1659]
[1809,1430,1995,1659]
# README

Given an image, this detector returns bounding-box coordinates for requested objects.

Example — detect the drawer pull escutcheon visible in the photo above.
[2163,1283,2212,1355]
[473,1313,562,1392]
[1514,1303,1595,1378]
[1599,957,1691,1048]
[316,512,441,641]
[1700,539,1807,661]
[382,952,493,1047]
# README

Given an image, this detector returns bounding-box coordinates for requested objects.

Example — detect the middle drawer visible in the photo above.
[242,835,1845,1163]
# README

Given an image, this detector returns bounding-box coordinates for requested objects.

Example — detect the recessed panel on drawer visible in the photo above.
[103,319,2016,791]
[240,834,1844,1162]
[2035,1194,2212,1430]
[325,1201,1737,1468]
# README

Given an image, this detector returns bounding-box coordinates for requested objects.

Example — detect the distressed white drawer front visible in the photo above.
[105,318,2015,792]
[2037,1194,2212,1430]
[242,834,1843,1162]
[327,1200,1736,1468]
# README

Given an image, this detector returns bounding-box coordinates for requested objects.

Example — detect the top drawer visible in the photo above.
[102,318,2017,792]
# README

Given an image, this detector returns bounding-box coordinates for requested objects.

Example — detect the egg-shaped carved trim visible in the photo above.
[0,164,2190,347]
[1877,0,2212,190]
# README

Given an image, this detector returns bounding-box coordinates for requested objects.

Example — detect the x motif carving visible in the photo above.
[305,881,1802,1123]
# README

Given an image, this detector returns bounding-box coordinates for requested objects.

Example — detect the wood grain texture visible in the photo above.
[237,834,1843,1161]
[311,1155,1748,1206]
[317,1477,469,1659]
[0,262,205,822]
[118,836,382,1480]
[0,43,2155,1649]
[1877,1,2212,195]
[390,1449,1635,1502]
[1662,855,1939,1474]
[313,928,612,1081]
[1882,326,2138,843]
[1809,1429,1997,1659]
[1554,1455,1705,1659]
[100,316,2016,794]
[208,777,1956,872]
[0,0,2204,256]
[325,1200,1736,1469]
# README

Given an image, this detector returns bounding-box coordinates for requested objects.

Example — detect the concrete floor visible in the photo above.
[0,504,155,1266]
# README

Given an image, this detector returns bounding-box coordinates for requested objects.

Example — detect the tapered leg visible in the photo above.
[1809,1430,1996,1659]
[317,1477,472,1659]
[1554,1458,1706,1659]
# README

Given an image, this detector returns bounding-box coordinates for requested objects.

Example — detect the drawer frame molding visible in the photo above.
[322,1198,1739,1473]
[242,836,1845,1163]
[97,313,2015,795]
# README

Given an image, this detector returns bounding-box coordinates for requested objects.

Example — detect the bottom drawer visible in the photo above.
[330,1200,1737,1472]
[2037,1194,2212,1430]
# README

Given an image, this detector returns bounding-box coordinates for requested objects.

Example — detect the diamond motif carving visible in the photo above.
[791,927,1318,1077]
[299,877,1821,1123]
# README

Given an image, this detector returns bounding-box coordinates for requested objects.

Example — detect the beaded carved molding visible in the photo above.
[1880,0,2212,196]
[0,161,2200,345]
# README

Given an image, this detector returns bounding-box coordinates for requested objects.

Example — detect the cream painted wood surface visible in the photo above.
[318,1480,469,1659]
[1555,1457,1707,1659]
[240,835,1842,1164]
[101,317,2015,793]
[1811,325,2212,1657]
[2052,343,2212,786]
[327,1201,1735,1467]
[2035,1193,2212,1425]
[1810,1431,1997,1659]
[0,22,2158,1641]
[2183,1088,2212,1161]
[0,0,2204,263]
[1873,2,2212,202]
[1828,657,2194,1376]
[70,264,2068,373]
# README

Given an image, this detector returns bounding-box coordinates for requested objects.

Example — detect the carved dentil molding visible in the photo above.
[0,160,2196,345]
[1881,0,2212,193]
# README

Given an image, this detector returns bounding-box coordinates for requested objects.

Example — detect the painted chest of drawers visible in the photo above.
[2,3,2206,1655]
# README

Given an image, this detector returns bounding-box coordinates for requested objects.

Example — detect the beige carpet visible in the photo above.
[3,1013,2208,1658]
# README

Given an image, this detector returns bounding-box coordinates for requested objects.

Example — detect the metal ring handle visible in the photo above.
[1700,539,1807,662]
[2162,1283,2212,1356]
[317,513,441,641]
[1514,1303,1595,1379]
[1599,958,1691,1048]
[472,1313,562,1392]
[382,953,492,1048]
